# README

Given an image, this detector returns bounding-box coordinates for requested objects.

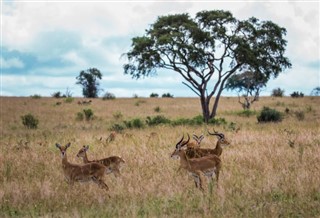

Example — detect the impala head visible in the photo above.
[171,134,190,159]
[55,142,71,158]
[207,129,230,146]
[191,134,204,147]
[77,145,89,158]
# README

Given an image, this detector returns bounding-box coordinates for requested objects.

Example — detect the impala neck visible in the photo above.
[178,150,191,170]
[82,152,89,163]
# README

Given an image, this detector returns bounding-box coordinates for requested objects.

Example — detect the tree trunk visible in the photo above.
[200,92,210,123]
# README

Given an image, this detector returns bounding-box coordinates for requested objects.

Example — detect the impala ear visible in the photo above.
[55,143,61,149]
[66,142,71,148]
[85,145,89,150]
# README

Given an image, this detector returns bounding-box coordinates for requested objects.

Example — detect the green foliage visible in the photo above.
[146,115,171,126]
[124,118,145,129]
[257,107,283,123]
[51,91,62,98]
[30,94,41,99]
[102,92,116,100]
[150,93,159,98]
[21,113,39,129]
[271,88,285,97]
[83,109,94,121]
[162,93,174,98]
[109,123,125,132]
[236,110,257,117]
[310,86,320,96]
[154,106,161,112]
[76,68,102,98]
[113,111,123,120]
[64,97,74,103]
[124,10,291,122]
[76,112,84,121]
[290,91,304,98]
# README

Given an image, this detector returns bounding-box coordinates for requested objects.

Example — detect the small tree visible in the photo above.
[226,71,268,110]
[76,68,102,98]
[271,88,285,97]
[311,86,320,96]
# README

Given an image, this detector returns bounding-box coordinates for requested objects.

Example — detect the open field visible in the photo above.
[0,96,320,217]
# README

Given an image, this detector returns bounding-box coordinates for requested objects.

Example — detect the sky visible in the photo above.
[1,0,319,97]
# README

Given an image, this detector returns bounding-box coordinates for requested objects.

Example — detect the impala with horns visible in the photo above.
[55,143,110,195]
[185,134,204,149]
[185,130,230,159]
[171,135,221,191]
[76,145,125,177]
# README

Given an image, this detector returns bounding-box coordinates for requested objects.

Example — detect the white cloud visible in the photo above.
[1,57,24,69]
[2,1,319,97]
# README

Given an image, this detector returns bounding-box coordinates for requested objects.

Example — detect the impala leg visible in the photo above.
[113,168,121,178]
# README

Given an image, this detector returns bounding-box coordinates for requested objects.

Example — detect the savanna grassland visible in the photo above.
[0,96,319,217]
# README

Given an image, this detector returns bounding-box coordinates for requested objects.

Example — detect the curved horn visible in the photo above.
[181,134,190,147]
[207,130,224,139]
[176,135,184,148]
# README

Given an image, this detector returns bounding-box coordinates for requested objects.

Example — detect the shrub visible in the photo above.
[102,92,116,100]
[146,115,171,126]
[271,88,285,97]
[30,94,41,99]
[208,117,227,125]
[52,91,62,98]
[162,93,174,98]
[154,106,161,113]
[257,107,283,123]
[83,109,94,121]
[21,113,39,129]
[109,123,125,132]
[64,97,74,103]
[124,118,144,129]
[150,93,159,98]
[236,110,257,117]
[76,112,84,121]
[290,91,304,98]
[113,111,123,120]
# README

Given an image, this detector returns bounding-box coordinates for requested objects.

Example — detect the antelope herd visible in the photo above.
[56,129,230,194]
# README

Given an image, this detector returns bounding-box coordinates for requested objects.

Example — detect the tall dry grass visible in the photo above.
[0,96,319,217]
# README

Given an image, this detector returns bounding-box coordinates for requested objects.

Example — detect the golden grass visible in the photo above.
[0,96,319,217]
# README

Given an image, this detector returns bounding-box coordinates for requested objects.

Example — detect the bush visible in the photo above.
[52,91,62,98]
[154,106,161,113]
[146,115,171,126]
[236,110,257,117]
[30,94,41,99]
[21,113,39,129]
[257,107,283,123]
[150,93,159,98]
[271,88,285,97]
[162,93,174,98]
[83,109,94,121]
[124,118,144,129]
[76,112,84,121]
[102,92,116,100]
[64,97,74,103]
[290,91,304,98]
[109,123,125,132]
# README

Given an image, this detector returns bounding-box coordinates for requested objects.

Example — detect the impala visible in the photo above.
[76,145,125,177]
[186,134,204,149]
[185,130,230,158]
[171,135,221,191]
[55,143,110,194]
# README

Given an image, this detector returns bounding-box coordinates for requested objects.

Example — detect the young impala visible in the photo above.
[171,135,221,191]
[76,145,125,177]
[185,130,230,158]
[55,143,110,195]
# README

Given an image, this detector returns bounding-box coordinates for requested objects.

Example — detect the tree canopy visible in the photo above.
[76,68,102,98]
[124,10,291,122]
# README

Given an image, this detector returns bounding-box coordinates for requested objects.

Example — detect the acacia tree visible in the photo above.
[226,71,268,110]
[123,10,291,122]
[76,68,102,98]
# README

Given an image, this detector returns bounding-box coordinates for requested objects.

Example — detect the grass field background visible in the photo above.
[0,96,319,217]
